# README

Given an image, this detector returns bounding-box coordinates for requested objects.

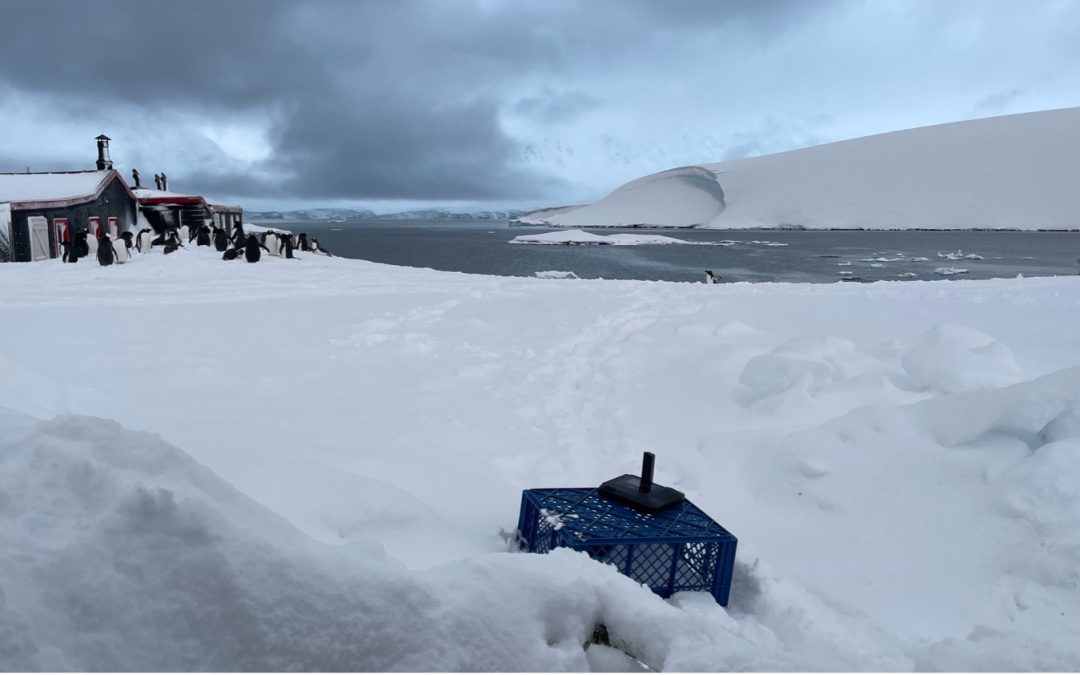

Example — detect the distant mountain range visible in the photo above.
[248,208,524,222]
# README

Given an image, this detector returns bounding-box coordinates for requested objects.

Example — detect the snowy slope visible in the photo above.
[1,249,1079,669]
[530,108,1080,230]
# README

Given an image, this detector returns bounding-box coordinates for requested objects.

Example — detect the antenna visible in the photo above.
[598,451,685,513]
[639,452,655,493]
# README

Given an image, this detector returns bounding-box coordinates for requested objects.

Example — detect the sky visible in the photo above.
[1,0,1078,213]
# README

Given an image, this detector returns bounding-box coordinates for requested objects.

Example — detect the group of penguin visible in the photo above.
[60,230,136,266]
[61,223,332,266]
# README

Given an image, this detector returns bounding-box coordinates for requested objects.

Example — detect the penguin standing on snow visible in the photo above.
[87,230,99,257]
[196,225,211,247]
[111,235,130,264]
[282,233,295,259]
[136,228,153,252]
[61,240,78,263]
[297,232,311,251]
[97,234,115,266]
[120,231,135,252]
[310,238,332,256]
[230,223,246,248]
[74,231,90,258]
[704,270,720,284]
[244,234,271,263]
[180,224,191,243]
[264,231,281,257]
[213,227,228,251]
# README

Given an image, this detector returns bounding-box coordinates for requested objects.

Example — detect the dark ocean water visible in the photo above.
[265,220,1080,284]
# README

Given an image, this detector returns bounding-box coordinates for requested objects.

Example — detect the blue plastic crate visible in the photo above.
[517,487,738,606]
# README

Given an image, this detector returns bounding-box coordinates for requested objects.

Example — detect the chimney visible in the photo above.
[95,134,113,171]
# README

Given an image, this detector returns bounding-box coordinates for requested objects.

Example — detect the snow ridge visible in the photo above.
[525,107,1080,230]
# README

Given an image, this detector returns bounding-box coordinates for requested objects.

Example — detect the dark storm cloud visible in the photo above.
[0,0,830,203]
[0,0,325,110]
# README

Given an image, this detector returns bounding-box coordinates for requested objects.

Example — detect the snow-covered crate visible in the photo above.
[517,487,738,606]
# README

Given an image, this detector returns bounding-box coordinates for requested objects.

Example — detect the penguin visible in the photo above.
[111,236,130,264]
[150,232,167,248]
[311,238,332,256]
[135,229,152,252]
[282,233,295,259]
[264,231,281,257]
[213,227,228,252]
[97,234,115,266]
[231,223,246,247]
[196,225,211,247]
[179,224,190,243]
[704,270,720,284]
[222,248,241,260]
[163,243,179,255]
[297,232,311,251]
[73,232,90,258]
[244,234,271,263]
[87,231,99,257]
[120,231,135,251]
[61,240,78,263]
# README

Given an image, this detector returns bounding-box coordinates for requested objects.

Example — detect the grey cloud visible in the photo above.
[513,90,603,125]
[2,0,1076,207]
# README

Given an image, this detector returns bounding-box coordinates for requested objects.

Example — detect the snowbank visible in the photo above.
[1,250,1079,669]
[530,107,1080,230]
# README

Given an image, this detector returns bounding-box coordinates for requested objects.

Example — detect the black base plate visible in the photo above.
[598,474,685,513]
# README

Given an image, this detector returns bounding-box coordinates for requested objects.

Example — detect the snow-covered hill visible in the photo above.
[521,108,1080,230]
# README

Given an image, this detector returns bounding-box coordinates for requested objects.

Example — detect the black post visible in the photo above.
[639,452,655,493]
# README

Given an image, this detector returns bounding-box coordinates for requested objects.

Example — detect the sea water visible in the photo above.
[269,220,1080,284]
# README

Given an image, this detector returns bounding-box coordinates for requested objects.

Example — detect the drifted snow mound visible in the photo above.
[0,410,860,671]
[535,107,1080,230]
[766,366,1080,668]
[739,335,888,402]
[0,412,652,670]
[539,165,725,228]
[898,325,1022,394]
[739,325,1023,408]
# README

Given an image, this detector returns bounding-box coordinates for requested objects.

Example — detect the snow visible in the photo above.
[535,270,580,279]
[0,170,111,204]
[1,248,1079,669]
[532,166,725,229]
[511,229,690,246]
[529,108,1080,230]
[242,222,293,235]
[938,250,984,260]
[131,187,200,200]
[935,267,970,276]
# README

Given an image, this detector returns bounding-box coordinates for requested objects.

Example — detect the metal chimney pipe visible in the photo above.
[638,452,655,493]
[95,134,112,171]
